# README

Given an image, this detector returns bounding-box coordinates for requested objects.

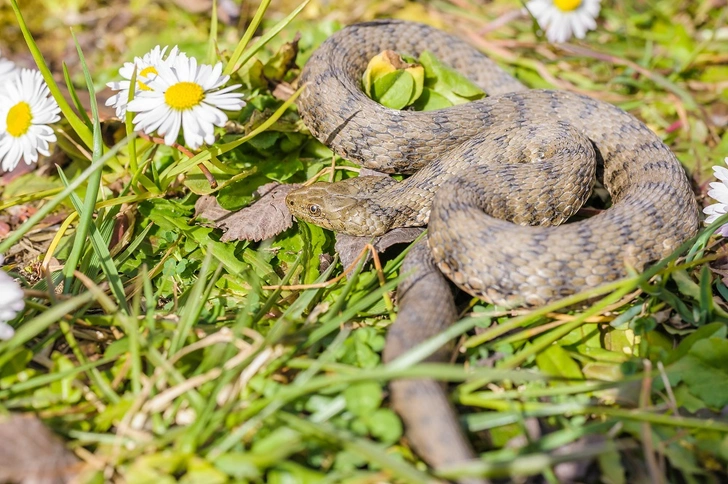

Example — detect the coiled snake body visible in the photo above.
[286,20,699,483]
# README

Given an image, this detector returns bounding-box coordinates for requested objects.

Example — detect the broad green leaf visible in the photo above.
[671,338,728,408]
[419,50,485,102]
[371,70,415,110]
[366,408,403,445]
[673,384,707,413]
[666,322,726,365]
[412,87,453,111]
[598,445,626,484]
[363,50,425,109]
[535,344,583,381]
[582,362,623,382]
[343,381,383,416]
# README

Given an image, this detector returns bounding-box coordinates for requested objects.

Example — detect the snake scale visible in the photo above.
[285,20,700,483]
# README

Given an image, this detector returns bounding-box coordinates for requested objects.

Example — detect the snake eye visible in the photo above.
[309,204,320,215]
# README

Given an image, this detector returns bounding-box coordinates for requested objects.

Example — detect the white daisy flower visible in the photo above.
[0,255,24,341]
[0,69,61,173]
[525,0,601,43]
[0,50,19,83]
[127,55,245,150]
[105,45,187,118]
[704,158,728,237]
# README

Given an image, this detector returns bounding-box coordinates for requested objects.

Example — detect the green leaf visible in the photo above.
[411,87,453,111]
[673,385,707,413]
[666,322,726,365]
[362,50,424,109]
[366,408,403,445]
[184,163,256,196]
[535,344,583,381]
[180,457,228,484]
[419,50,485,103]
[582,362,624,381]
[671,338,728,408]
[343,381,383,416]
[213,453,261,480]
[371,70,415,110]
[598,445,626,484]
[268,462,326,484]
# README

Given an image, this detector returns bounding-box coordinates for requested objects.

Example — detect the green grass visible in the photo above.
[1,0,728,482]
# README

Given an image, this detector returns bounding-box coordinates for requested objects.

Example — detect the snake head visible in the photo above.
[285,177,395,236]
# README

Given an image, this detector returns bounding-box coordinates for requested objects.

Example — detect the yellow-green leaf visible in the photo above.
[535,344,583,381]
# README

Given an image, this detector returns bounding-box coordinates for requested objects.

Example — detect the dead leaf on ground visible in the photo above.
[0,414,80,484]
[335,227,425,270]
[195,182,302,242]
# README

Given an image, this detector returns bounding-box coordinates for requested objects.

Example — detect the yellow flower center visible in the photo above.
[137,66,158,91]
[554,0,581,11]
[165,82,204,111]
[6,101,33,138]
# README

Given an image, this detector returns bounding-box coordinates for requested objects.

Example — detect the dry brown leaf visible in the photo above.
[335,227,425,269]
[0,414,80,484]
[195,182,302,242]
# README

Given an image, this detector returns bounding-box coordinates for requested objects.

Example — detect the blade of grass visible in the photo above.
[0,187,64,212]
[227,0,311,75]
[169,248,216,355]
[278,411,433,483]
[0,291,96,367]
[57,169,130,313]
[437,439,634,481]
[126,66,139,175]
[500,285,632,369]
[62,31,106,294]
[0,354,119,400]
[207,0,219,65]
[208,363,538,458]
[58,316,120,404]
[0,132,130,251]
[62,62,93,129]
[223,0,273,76]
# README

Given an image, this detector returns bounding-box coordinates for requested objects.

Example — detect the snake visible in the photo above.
[284,19,700,483]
